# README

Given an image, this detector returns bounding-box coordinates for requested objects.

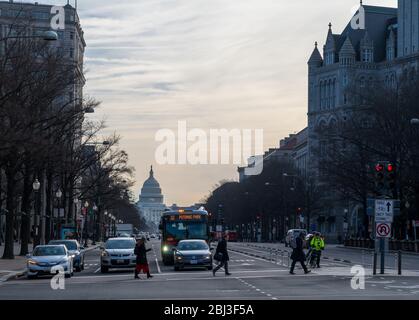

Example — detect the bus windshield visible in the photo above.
[165,221,207,240]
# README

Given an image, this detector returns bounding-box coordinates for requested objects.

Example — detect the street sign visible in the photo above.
[376,223,391,238]
[216,225,222,232]
[375,199,394,223]
[367,198,375,216]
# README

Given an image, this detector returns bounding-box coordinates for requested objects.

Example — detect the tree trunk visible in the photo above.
[2,167,17,259]
[19,166,33,256]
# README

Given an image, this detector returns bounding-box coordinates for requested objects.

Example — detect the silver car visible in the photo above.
[100,237,137,273]
[173,240,213,271]
[26,245,74,279]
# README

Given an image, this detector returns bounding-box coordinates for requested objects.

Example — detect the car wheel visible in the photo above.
[101,266,109,273]
[65,273,71,278]
[174,266,180,271]
[27,275,37,280]
[75,266,81,272]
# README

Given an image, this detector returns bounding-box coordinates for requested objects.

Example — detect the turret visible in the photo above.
[360,30,374,62]
[339,36,356,66]
[323,23,336,65]
[308,42,323,71]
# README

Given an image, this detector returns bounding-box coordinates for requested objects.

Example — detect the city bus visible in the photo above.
[159,208,210,265]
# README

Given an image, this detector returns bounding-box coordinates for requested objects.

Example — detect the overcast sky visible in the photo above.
[26,0,397,205]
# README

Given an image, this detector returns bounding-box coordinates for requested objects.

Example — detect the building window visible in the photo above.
[387,46,394,60]
[362,49,373,62]
[70,48,74,58]
[70,32,74,40]
[32,11,49,20]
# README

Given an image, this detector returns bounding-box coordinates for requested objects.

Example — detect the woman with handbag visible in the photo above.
[213,234,231,276]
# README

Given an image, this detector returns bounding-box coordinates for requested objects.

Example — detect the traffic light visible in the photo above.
[374,161,396,195]
[374,163,385,192]
[386,163,396,190]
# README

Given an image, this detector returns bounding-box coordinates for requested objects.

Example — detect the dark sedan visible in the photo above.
[173,240,213,271]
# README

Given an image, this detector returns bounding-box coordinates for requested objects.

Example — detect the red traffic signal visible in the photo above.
[375,163,384,172]
[387,163,394,172]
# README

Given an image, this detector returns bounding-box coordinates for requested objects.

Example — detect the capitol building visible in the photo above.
[136,166,167,230]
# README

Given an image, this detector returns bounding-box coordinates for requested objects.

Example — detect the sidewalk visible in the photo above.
[336,245,419,256]
[0,240,100,282]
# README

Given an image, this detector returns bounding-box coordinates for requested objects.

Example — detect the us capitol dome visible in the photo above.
[136,166,167,230]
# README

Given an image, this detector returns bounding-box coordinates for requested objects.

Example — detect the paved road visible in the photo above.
[0,240,419,300]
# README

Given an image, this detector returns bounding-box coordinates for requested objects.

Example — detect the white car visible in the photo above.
[26,245,74,279]
[100,237,137,273]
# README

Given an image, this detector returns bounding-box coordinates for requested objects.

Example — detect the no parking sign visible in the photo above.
[376,223,391,238]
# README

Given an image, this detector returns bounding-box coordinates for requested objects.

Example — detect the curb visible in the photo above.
[338,245,419,256]
[0,244,100,283]
[0,270,26,283]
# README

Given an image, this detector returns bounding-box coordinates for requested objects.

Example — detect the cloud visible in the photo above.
[23,0,397,205]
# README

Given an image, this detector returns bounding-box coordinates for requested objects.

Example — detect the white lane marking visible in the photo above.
[155,258,161,274]
[94,267,101,274]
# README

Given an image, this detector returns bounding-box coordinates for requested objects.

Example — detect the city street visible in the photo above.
[1,240,419,300]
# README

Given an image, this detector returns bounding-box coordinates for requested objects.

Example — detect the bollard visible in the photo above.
[373,252,377,275]
[398,251,402,275]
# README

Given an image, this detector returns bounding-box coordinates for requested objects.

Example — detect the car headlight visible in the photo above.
[28,260,38,265]
[163,246,169,253]
[59,259,69,265]
[204,255,211,260]
[102,251,109,257]
[175,255,183,260]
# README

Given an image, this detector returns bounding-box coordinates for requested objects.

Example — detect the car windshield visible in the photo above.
[165,222,207,240]
[177,241,208,251]
[49,241,77,251]
[33,246,66,256]
[106,239,135,249]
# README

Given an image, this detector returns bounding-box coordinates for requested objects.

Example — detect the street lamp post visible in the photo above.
[92,204,98,245]
[54,189,62,240]
[73,198,79,241]
[83,201,89,247]
[32,179,41,246]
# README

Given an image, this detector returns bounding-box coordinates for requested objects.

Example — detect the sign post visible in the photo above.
[376,222,391,274]
[375,199,394,275]
[414,220,419,253]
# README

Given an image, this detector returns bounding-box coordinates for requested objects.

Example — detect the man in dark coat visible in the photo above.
[213,234,231,276]
[134,238,153,279]
[290,233,311,275]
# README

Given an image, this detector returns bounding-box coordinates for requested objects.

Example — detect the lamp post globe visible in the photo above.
[33,179,41,191]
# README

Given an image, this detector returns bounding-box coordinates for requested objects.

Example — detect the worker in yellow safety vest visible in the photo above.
[309,232,325,268]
